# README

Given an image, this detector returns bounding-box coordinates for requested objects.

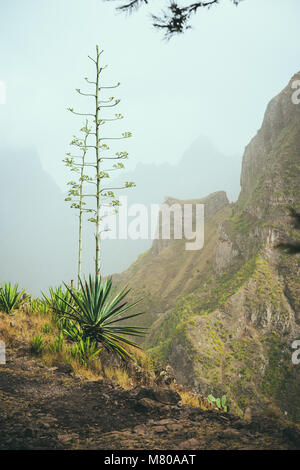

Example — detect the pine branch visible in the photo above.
[105,0,243,38]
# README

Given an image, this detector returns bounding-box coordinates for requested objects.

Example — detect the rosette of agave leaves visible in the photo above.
[0,282,25,313]
[51,275,146,360]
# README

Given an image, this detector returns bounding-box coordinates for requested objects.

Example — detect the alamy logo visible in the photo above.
[0,81,6,104]
[100,197,204,251]
[292,340,300,365]
[0,340,5,364]
[291,80,300,105]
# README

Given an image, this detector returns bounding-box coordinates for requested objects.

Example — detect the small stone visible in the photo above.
[177,438,199,449]
[244,407,252,422]
[219,428,240,440]
[135,386,180,405]
[153,425,167,433]
[136,397,162,411]
[167,423,182,432]
[157,419,174,425]
[133,424,147,435]
[58,434,73,443]
[152,388,181,405]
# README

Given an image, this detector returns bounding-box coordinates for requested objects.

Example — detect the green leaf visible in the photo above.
[207,394,216,403]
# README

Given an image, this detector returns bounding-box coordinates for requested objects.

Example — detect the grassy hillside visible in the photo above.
[118,73,300,422]
[114,192,231,327]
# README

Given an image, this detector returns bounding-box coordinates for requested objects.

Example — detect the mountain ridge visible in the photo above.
[117,72,300,422]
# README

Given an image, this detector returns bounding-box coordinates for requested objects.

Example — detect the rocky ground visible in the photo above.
[0,345,300,450]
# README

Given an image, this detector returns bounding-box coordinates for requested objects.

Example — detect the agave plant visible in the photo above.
[56,275,146,359]
[62,319,83,342]
[42,286,76,330]
[71,337,102,366]
[42,286,73,315]
[30,335,44,355]
[0,282,25,313]
[31,298,49,316]
[50,332,64,353]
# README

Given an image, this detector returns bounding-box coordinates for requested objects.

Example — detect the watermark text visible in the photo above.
[101,197,204,251]
[291,80,300,105]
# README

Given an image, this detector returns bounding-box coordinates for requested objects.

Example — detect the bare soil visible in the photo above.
[0,344,299,450]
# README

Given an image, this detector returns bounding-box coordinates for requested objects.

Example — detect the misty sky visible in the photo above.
[0,0,300,190]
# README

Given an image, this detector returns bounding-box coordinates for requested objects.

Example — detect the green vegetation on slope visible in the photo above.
[147,252,260,364]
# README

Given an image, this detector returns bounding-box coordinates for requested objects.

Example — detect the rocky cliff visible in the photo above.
[115,190,231,328]
[118,72,300,422]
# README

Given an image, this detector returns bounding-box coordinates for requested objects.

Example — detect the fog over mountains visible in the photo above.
[0,147,83,293]
[124,135,241,204]
[0,136,241,293]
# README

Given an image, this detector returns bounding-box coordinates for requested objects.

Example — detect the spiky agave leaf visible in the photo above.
[42,285,79,331]
[55,275,146,359]
[62,320,82,342]
[71,337,103,365]
[42,286,73,315]
[0,282,25,313]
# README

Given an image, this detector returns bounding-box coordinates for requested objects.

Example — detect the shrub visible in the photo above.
[0,282,25,313]
[50,332,64,353]
[70,337,102,366]
[31,298,49,316]
[30,335,44,355]
[207,394,229,412]
[42,285,77,331]
[42,323,52,334]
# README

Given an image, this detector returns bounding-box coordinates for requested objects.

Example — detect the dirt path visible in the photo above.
[0,346,299,450]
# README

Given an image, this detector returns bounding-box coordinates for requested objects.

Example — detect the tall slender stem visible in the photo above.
[78,213,82,287]
[78,125,88,288]
[95,45,101,279]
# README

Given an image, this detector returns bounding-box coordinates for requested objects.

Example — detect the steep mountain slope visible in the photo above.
[115,191,231,328]
[103,136,240,275]
[118,72,300,422]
